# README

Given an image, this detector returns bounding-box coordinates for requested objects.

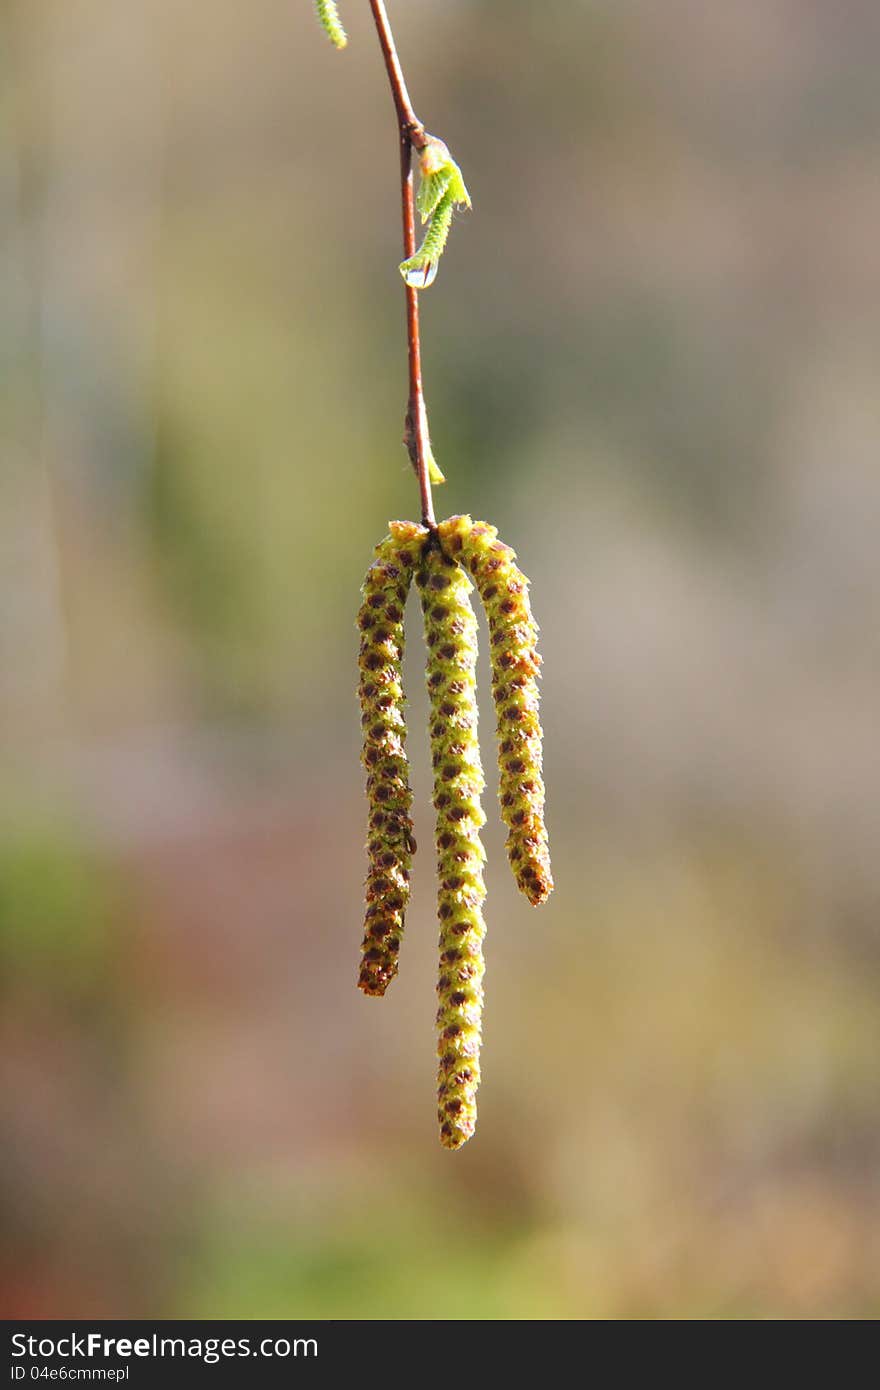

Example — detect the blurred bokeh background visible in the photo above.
[2,0,880,1319]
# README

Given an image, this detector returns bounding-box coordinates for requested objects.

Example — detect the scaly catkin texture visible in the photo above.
[314,0,347,49]
[417,543,487,1149]
[356,521,427,996]
[438,515,553,907]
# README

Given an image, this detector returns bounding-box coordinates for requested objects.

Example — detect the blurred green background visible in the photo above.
[3,0,880,1319]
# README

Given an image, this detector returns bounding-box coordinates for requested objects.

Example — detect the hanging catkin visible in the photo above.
[314,0,347,50]
[438,515,553,907]
[356,521,427,996]
[316,1,552,1150]
[416,541,487,1149]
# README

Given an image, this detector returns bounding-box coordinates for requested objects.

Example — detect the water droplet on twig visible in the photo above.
[402,260,438,290]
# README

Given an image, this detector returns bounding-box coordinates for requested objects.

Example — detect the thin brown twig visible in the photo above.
[368,0,436,529]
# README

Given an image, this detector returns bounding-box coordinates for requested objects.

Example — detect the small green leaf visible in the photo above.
[425,441,446,487]
[446,165,471,210]
[401,138,471,289]
[417,167,453,224]
[400,190,454,288]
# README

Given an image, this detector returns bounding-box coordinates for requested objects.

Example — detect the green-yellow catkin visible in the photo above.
[314,0,347,50]
[356,521,427,996]
[417,542,487,1149]
[438,515,553,907]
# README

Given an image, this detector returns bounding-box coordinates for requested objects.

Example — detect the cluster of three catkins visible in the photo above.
[356,515,552,1149]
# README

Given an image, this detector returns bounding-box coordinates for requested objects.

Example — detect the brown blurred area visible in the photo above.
[2,0,880,1319]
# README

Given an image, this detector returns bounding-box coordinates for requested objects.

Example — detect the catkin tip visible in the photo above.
[438,1118,476,1150]
[357,964,395,998]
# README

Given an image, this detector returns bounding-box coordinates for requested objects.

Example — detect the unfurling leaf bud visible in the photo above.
[400,137,471,291]
[356,521,428,995]
[438,516,553,907]
[417,542,487,1150]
